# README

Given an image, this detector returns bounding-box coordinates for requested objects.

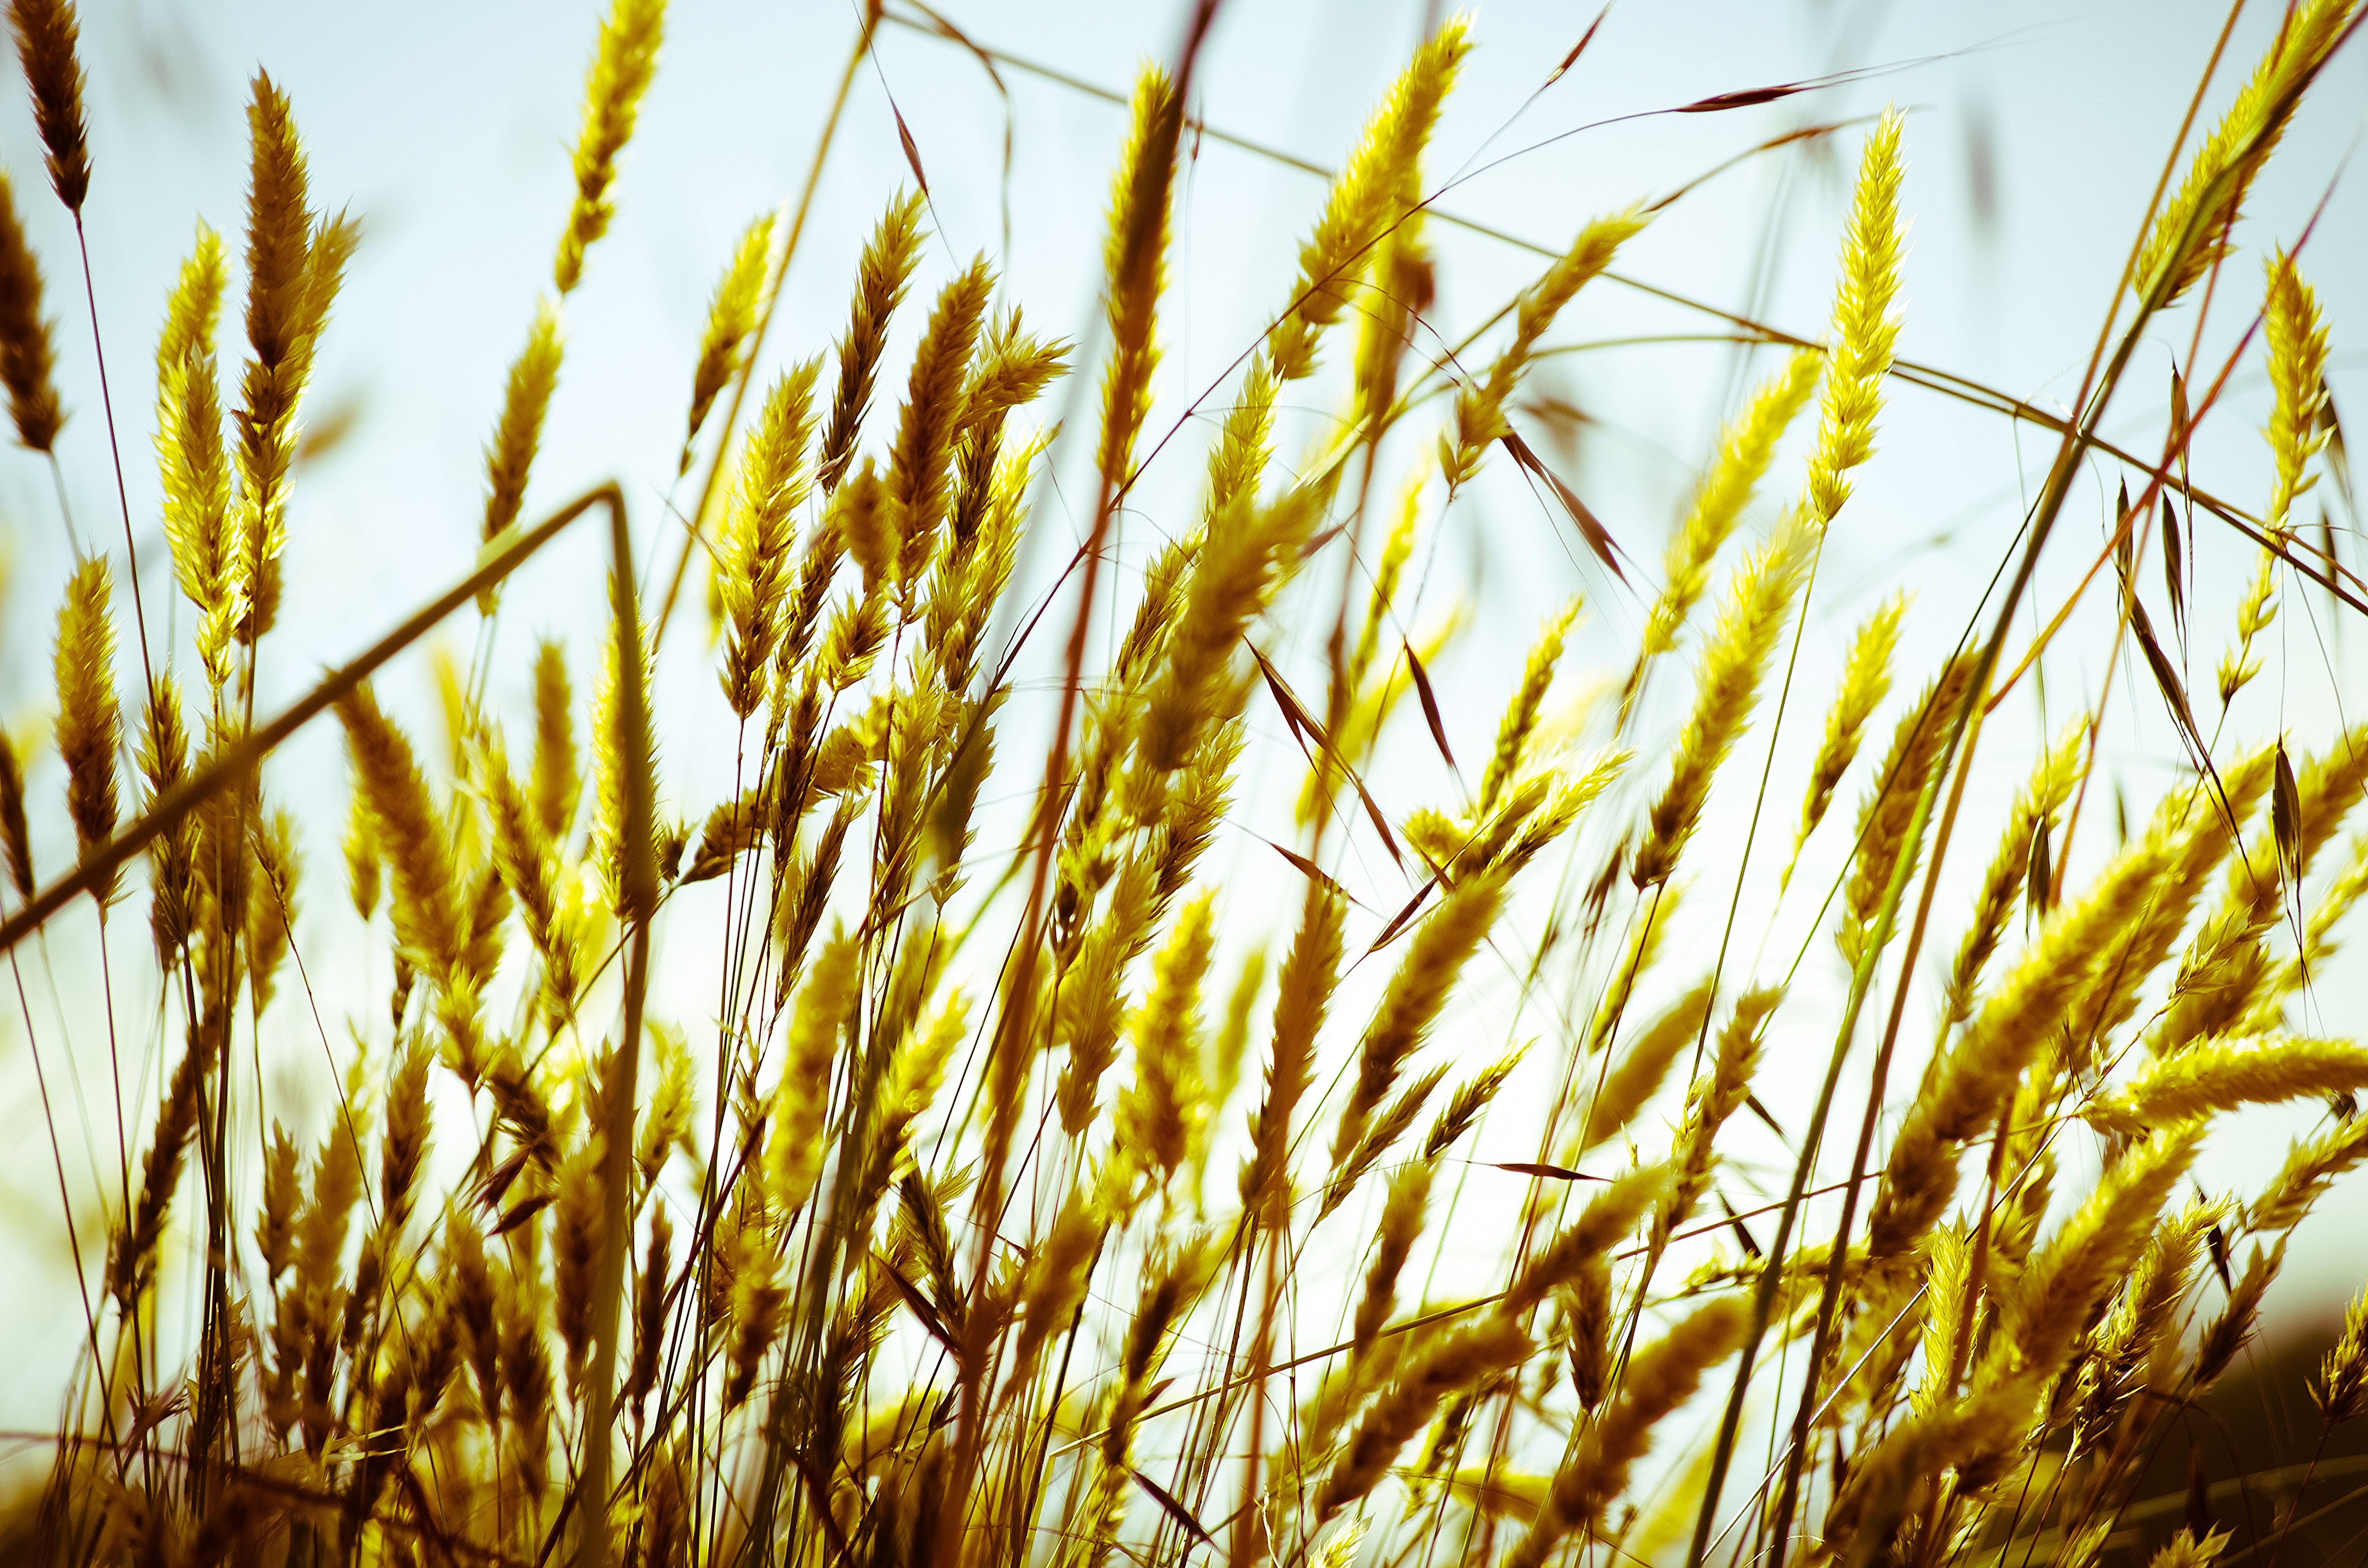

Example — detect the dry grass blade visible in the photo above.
[2132,592,2205,757]
[1404,638,1455,768]
[1268,839,1355,906]
[1489,1161,1604,1183]
[1501,429,1627,582]
[1249,638,1402,864]
[892,101,930,197]
[1130,1468,1215,1547]
[2274,740,2303,887]
[875,1254,959,1358]
[1677,81,1817,113]
[1365,876,1439,955]
[1544,3,1615,89]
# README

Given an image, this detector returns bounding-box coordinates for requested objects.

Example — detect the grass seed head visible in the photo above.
[554,0,665,295]
[2262,249,2332,533]
[819,191,928,493]
[52,554,119,895]
[1633,508,1814,889]
[0,164,63,452]
[2135,0,2356,309]
[2319,1282,2368,1426]
[8,0,89,212]
[478,299,564,608]
[0,722,34,902]
[1508,1298,1747,1568]
[680,211,775,476]
[1794,590,1906,865]
[1805,107,1906,528]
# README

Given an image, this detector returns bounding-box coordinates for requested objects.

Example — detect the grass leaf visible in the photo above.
[1406,638,1455,768]
[1501,429,1627,583]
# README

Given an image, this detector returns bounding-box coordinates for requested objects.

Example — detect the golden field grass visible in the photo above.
[0,2,2366,1565]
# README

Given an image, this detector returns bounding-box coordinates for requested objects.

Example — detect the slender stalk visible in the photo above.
[576,499,657,1568]
[73,215,157,702]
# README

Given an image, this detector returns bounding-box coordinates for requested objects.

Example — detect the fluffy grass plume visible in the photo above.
[1631,508,1813,889]
[155,229,233,645]
[717,358,821,717]
[1095,66,1181,495]
[234,70,353,646]
[1444,206,1644,489]
[818,191,927,493]
[1271,15,1468,387]
[2322,1282,2368,1425]
[2085,1037,2368,1133]
[1509,1300,1747,1568]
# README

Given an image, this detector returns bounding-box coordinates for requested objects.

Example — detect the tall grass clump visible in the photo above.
[1,3,2365,1567]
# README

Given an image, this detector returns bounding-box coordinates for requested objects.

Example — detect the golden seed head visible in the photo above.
[2319,1281,2368,1425]
[1634,348,1822,689]
[818,191,928,494]
[1096,66,1182,492]
[1804,107,1906,530]
[1793,591,1907,862]
[336,681,463,984]
[52,555,120,894]
[2261,249,2331,534]
[480,298,565,605]
[681,211,776,476]
[1632,509,1814,890]
[2136,0,2354,309]
[554,0,666,295]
